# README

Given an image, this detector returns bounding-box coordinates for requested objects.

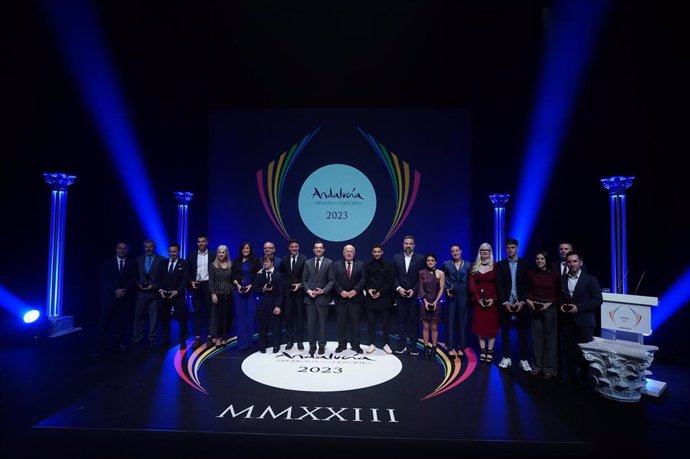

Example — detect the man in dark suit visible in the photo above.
[155,243,191,350]
[93,240,136,357]
[131,239,166,350]
[277,239,307,350]
[393,235,425,355]
[301,240,335,355]
[252,254,284,353]
[187,235,216,349]
[364,244,395,354]
[332,244,367,353]
[495,238,532,372]
[559,250,603,385]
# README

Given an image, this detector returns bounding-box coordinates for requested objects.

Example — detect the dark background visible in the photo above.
[3,1,687,353]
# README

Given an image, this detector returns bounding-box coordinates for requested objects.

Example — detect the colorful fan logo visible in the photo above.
[256,127,421,244]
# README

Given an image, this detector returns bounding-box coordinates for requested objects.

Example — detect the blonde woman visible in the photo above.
[468,243,499,363]
[209,245,233,347]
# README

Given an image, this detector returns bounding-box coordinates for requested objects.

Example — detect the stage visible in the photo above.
[6,321,685,458]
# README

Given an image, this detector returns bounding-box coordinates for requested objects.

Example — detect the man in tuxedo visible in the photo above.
[93,240,136,357]
[278,239,307,350]
[333,244,367,353]
[131,239,166,350]
[188,235,216,349]
[252,254,284,353]
[156,243,191,350]
[301,241,335,355]
[393,235,425,355]
[495,238,532,372]
[559,250,603,385]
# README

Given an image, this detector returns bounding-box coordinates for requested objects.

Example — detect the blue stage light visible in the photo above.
[510,0,610,247]
[653,267,690,330]
[0,284,33,318]
[23,310,41,324]
[39,0,168,246]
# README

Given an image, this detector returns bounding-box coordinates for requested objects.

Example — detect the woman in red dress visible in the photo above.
[469,243,500,363]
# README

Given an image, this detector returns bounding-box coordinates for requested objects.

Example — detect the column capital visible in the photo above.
[174,191,194,205]
[601,176,634,196]
[489,194,510,207]
[43,173,76,191]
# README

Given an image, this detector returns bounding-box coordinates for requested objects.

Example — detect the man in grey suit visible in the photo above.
[131,239,166,350]
[301,241,335,355]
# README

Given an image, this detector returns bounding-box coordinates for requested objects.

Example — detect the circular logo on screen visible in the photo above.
[298,164,377,242]
[241,342,402,392]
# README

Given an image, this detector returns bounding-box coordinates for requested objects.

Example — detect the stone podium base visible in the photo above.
[579,337,658,402]
[48,315,82,337]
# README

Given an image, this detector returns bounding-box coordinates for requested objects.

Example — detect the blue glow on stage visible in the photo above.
[40,0,168,246]
[511,0,610,247]
[0,284,34,319]
[654,267,690,330]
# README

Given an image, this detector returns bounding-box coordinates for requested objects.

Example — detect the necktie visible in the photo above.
[291,256,296,272]
[119,258,124,272]
[562,263,568,276]
[346,261,352,279]
[169,260,175,273]
[145,256,152,273]
[315,258,321,273]
[267,271,272,283]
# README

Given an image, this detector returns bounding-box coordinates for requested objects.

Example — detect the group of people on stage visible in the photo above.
[95,234,602,385]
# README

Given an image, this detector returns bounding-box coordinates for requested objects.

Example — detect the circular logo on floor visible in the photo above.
[240,341,403,392]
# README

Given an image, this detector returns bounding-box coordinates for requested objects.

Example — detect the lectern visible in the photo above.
[579,292,666,401]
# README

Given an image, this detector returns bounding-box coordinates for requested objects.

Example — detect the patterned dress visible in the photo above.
[418,269,442,324]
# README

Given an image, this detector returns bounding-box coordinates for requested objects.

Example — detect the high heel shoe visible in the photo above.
[486,349,494,363]
[479,347,487,362]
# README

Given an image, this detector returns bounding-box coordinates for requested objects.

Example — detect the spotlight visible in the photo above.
[23,309,40,324]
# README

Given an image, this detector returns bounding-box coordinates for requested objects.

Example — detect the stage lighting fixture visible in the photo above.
[23,309,40,324]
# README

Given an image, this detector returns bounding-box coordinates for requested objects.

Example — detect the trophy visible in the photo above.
[480,289,488,308]
[562,304,574,312]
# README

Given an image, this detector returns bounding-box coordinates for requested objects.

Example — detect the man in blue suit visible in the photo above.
[252,254,284,353]
[155,243,191,351]
[93,240,136,357]
[559,250,603,385]
[332,244,367,353]
[393,235,425,355]
[131,239,166,350]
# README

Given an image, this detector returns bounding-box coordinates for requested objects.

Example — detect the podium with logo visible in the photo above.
[579,293,666,402]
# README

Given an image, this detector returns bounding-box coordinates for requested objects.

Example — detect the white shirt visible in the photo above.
[404,253,413,273]
[197,251,209,281]
[568,270,581,296]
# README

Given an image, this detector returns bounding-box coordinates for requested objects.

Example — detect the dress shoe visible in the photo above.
[272,346,280,353]
[180,342,187,351]
[352,346,363,354]
[309,345,316,355]
[317,345,326,355]
[285,342,294,350]
[259,348,266,354]
[297,342,305,350]
[335,345,347,353]
[191,337,202,349]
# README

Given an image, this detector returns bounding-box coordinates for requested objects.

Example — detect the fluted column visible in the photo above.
[43,172,81,337]
[601,176,634,293]
[174,192,193,259]
[489,194,510,261]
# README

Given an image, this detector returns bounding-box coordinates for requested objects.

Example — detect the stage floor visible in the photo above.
[3,323,688,458]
